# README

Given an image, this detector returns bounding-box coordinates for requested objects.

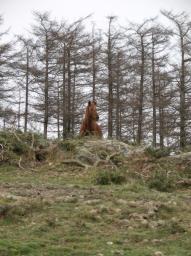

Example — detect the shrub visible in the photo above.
[24,132,48,148]
[165,221,186,234]
[12,141,29,155]
[94,168,126,185]
[148,170,176,192]
[58,140,76,152]
[110,154,125,166]
[179,166,191,179]
[145,146,170,158]
[97,150,108,160]
[0,130,49,165]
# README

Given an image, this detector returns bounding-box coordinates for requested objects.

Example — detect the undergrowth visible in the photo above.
[145,146,171,158]
[0,131,191,255]
[147,170,177,192]
[94,168,127,185]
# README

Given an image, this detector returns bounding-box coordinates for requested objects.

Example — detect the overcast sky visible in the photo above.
[1,0,191,36]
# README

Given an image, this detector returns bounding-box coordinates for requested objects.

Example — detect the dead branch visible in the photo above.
[106,152,121,161]
[62,159,90,169]
[18,156,24,169]
[176,179,191,186]
[12,131,22,143]
[30,133,35,149]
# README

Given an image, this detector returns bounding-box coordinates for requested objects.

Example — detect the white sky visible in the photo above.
[1,0,191,36]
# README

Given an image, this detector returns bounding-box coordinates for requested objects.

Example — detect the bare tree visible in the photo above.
[106,16,117,138]
[32,12,60,138]
[162,10,191,148]
[149,24,171,147]
[127,20,152,144]
[0,16,14,105]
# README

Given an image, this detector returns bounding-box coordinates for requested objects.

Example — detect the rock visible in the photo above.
[89,209,98,215]
[84,139,130,156]
[64,196,78,203]
[128,200,138,207]
[128,226,134,230]
[153,251,164,256]
[149,221,158,229]
[121,219,130,226]
[171,217,177,222]
[157,220,165,226]
[96,215,102,221]
[117,199,127,205]
[148,210,155,217]
[106,241,113,245]
[114,208,121,214]
[152,239,163,244]
[141,219,149,226]
[75,139,132,167]
[99,205,109,213]
[85,199,101,205]
[129,212,141,220]
[61,138,145,169]
[113,249,124,255]
[2,193,22,201]
[77,148,99,165]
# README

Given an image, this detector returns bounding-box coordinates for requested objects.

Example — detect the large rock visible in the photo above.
[81,139,130,157]
[74,139,131,168]
[62,138,145,169]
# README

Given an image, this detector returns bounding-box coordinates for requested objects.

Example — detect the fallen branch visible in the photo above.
[18,157,24,169]
[176,179,191,186]
[30,133,35,149]
[134,171,149,181]
[94,159,118,170]
[12,131,22,143]
[62,159,90,169]
[106,152,121,161]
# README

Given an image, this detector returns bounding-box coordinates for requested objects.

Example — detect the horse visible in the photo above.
[80,100,102,137]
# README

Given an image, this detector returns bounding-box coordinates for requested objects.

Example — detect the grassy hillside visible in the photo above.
[0,131,191,256]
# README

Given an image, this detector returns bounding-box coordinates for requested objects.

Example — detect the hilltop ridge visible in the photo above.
[0,130,191,255]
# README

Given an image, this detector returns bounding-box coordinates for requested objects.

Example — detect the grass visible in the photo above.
[93,168,127,185]
[0,162,191,256]
[0,133,191,255]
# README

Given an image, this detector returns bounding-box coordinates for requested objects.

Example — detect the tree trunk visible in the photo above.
[18,88,21,130]
[116,52,120,139]
[151,35,157,147]
[107,17,114,138]
[180,35,186,148]
[92,27,96,101]
[44,35,49,139]
[24,46,29,133]
[71,62,76,134]
[137,36,145,144]
[159,78,164,149]
[62,44,67,139]
[57,81,60,139]
[67,46,71,134]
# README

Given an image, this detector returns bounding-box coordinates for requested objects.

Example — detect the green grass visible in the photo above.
[0,155,191,255]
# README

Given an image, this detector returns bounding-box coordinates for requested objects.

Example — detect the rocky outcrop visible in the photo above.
[62,139,133,169]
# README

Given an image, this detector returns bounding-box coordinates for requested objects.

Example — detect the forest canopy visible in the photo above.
[0,10,191,148]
